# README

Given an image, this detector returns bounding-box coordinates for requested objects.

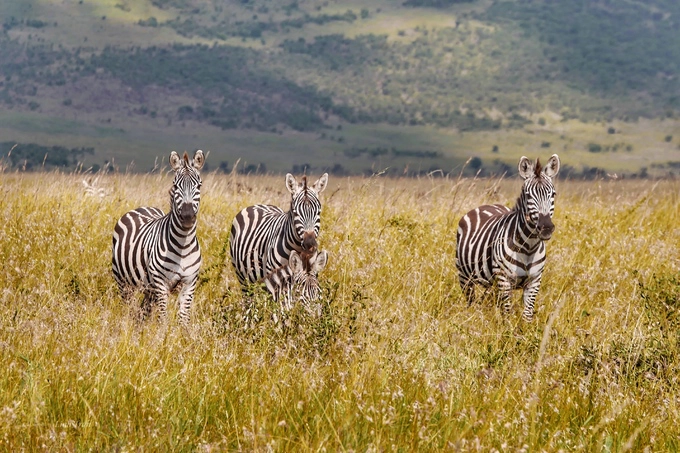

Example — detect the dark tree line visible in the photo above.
[0,142,94,171]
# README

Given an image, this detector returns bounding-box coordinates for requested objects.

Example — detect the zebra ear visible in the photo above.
[543,154,560,178]
[285,173,300,195]
[518,156,535,179]
[169,151,182,171]
[311,173,329,194]
[311,250,328,274]
[192,149,205,171]
[289,251,303,273]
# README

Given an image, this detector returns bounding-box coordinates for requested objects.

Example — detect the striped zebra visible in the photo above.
[264,249,328,312]
[456,154,560,321]
[112,150,205,324]
[229,173,328,287]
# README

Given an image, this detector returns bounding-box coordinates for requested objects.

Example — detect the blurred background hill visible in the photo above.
[1,0,679,177]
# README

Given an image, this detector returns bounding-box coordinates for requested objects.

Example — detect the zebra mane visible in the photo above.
[301,175,310,200]
[534,158,542,177]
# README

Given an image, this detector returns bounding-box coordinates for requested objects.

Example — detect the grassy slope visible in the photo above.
[0,173,679,450]
[0,0,679,175]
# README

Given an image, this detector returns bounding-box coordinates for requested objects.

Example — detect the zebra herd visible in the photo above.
[111,150,561,325]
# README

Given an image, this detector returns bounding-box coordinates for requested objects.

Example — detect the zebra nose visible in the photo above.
[537,214,554,239]
[302,231,317,253]
[180,203,196,224]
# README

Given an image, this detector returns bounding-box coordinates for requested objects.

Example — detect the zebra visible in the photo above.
[229,173,328,288]
[455,154,560,321]
[264,249,329,312]
[112,149,205,325]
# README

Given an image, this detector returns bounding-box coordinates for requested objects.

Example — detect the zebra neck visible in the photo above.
[283,208,302,252]
[168,212,197,243]
[510,199,542,246]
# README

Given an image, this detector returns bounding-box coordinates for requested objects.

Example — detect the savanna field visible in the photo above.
[1,169,679,451]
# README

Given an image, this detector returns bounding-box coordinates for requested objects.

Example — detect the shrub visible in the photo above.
[587,142,602,153]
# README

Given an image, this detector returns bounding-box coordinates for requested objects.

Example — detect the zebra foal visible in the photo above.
[264,249,328,312]
[112,150,205,324]
[229,173,328,287]
[456,154,560,321]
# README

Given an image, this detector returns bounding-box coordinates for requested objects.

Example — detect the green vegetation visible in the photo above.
[156,10,361,40]
[0,142,93,170]
[89,44,338,132]
[483,0,680,106]
[0,0,679,174]
[0,174,679,449]
[404,0,475,6]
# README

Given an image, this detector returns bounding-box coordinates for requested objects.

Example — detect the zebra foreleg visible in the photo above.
[521,276,542,322]
[495,275,514,315]
[117,283,136,305]
[142,284,170,322]
[177,278,197,326]
[459,276,475,306]
[140,290,155,321]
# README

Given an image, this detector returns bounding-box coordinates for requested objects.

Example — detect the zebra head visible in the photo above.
[285,173,328,253]
[289,249,328,304]
[517,154,560,241]
[169,149,205,229]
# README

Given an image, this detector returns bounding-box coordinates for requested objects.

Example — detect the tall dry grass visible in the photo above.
[0,170,678,451]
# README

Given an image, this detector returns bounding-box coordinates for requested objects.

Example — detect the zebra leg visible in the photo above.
[521,276,542,322]
[118,283,135,304]
[177,277,198,326]
[147,284,170,322]
[140,290,154,321]
[459,276,475,306]
[241,286,257,327]
[283,283,293,312]
[495,275,514,314]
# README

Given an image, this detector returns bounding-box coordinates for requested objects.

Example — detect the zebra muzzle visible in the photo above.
[179,203,197,227]
[302,231,318,253]
[537,214,554,240]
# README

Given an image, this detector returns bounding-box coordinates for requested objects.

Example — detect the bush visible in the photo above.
[0,141,95,170]
[587,142,602,153]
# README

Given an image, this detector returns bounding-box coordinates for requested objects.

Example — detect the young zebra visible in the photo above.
[112,150,205,325]
[456,154,560,321]
[264,249,328,312]
[229,173,328,287]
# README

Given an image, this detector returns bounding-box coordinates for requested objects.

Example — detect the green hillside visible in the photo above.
[1,0,679,176]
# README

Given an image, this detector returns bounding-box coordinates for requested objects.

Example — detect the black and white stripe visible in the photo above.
[229,173,328,286]
[264,249,328,311]
[455,154,560,321]
[112,149,205,324]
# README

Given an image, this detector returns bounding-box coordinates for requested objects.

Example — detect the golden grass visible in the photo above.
[0,170,679,450]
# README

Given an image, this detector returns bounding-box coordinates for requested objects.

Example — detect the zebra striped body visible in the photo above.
[456,154,560,321]
[112,149,205,324]
[229,173,328,286]
[264,249,328,311]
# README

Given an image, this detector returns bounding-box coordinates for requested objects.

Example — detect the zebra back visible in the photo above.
[229,173,328,285]
[456,154,560,321]
[112,149,205,324]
